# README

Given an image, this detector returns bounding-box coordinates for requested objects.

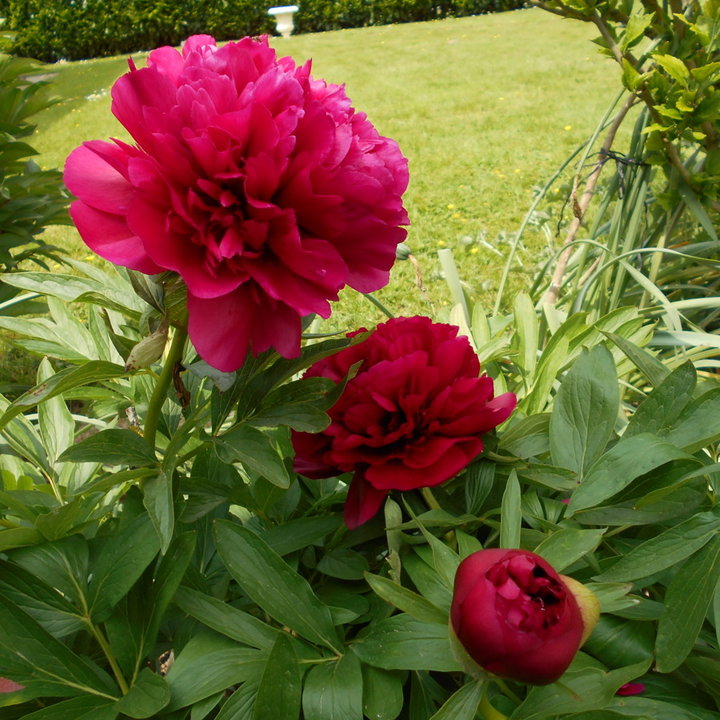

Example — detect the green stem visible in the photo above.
[495,679,522,705]
[87,621,129,695]
[420,487,442,511]
[479,684,509,720]
[362,292,394,319]
[144,326,188,451]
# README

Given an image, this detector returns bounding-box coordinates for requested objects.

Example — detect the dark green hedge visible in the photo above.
[3,0,523,62]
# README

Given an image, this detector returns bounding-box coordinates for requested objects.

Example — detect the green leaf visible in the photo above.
[622,11,653,49]
[174,586,280,652]
[534,528,605,572]
[603,331,669,387]
[88,513,161,622]
[0,559,85,638]
[662,387,720,453]
[0,361,127,432]
[302,652,363,720]
[115,669,170,719]
[59,428,157,466]
[252,633,301,720]
[214,521,341,652]
[567,434,694,514]
[214,424,290,488]
[0,526,43,551]
[678,182,718,242]
[500,469,521,549]
[513,292,538,380]
[352,615,460,672]
[317,548,369,580]
[595,511,720,581]
[583,616,654,667]
[362,666,404,720]
[656,536,720,672]
[625,361,696,438]
[549,346,618,477]
[464,459,495,513]
[261,516,342,556]
[215,681,259,720]
[10,535,89,607]
[165,645,265,711]
[36,357,74,465]
[365,573,447,624]
[510,660,651,719]
[249,376,336,432]
[0,592,117,699]
[21,696,119,720]
[429,681,484,720]
[653,53,690,86]
[403,550,452,612]
[143,471,174,553]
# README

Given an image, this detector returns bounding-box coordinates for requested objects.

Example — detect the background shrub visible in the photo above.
[2,0,523,62]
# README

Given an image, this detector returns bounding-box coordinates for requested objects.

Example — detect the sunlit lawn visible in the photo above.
[26,9,622,344]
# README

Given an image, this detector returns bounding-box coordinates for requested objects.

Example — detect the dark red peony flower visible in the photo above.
[616,682,645,696]
[64,35,408,372]
[292,316,516,528]
[451,549,599,685]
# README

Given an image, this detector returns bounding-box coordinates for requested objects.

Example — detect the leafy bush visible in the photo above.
[3,0,523,62]
[0,46,69,309]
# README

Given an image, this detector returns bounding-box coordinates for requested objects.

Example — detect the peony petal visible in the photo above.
[344,471,388,530]
[64,143,134,214]
[69,202,162,274]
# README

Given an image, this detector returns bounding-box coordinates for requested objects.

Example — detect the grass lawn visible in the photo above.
[29,9,622,334]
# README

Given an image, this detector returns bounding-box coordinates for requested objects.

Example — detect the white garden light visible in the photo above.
[268,5,299,38]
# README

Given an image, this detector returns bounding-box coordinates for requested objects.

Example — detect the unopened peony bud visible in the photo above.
[450,549,598,685]
[125,323,169,371]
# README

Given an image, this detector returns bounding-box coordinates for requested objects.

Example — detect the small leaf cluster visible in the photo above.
[0,49,69,308]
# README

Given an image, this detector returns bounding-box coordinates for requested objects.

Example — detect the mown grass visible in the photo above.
[21,9,623,346]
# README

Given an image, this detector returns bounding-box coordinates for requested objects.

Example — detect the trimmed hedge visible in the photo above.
[2,0,523,63]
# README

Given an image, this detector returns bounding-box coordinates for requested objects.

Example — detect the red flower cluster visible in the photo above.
[65,35,408,372]
[451,549,599,685]
[292,316,516,528]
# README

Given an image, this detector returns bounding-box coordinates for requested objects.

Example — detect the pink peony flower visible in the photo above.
[0,677,23,693]
[64,35,409,371]
[292,316,516,528]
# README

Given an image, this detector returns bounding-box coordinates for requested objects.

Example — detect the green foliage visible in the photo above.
[1,254,720,718]
[4,0,523,62]
[0,50,69,307]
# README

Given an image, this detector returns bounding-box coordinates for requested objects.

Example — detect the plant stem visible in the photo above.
[362,292,394,319]
[87,621,129,695]
[420,487,442,511]
[479,683,509,720]
[144,326,188,451]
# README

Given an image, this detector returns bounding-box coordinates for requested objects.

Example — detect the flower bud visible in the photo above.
[450,549,598,685]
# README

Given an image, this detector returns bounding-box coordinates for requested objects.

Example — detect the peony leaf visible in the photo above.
[59,428,157,467]
[21,696,119,720]
[0,361,127,433]
[549,345,618,478]
[499,470,521,549]
[253,633,301,720]
[511,660,651,719]
[594,511,720,582]
[214,424,290,489]
[656,536,720,672]
[534,528,605,572]
[165,644,264,712]
[624,361,696,438]
[213,520,341,652]
[567,433,695,515]
[352,615,461,672]
[302,652,363,720]
[428,680,485,720]
[114,669,170,719]
[142,471,174,554]
[362,665,404,720]
[364,573,447,624]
